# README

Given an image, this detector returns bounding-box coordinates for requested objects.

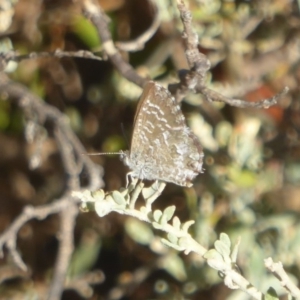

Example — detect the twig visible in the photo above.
[74,188,264,300]
[173,0,211,98]
[0,73,103,191]
[201,85,289,109]
[265,257,300,298]
[47,204,79,300]
[82,0,147,88]
[65,270,105,298]
[54,128,82,191]
[172,0,289,108]
[0,71,103,299]
[0,49,103,68]
[0,265,30,284]
[116,8,160,52]
[0,197,80,270]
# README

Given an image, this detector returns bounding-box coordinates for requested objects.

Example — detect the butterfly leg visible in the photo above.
[129,180,144,210]
[126,177,139,193]
[143,180,166,211]
[126,171,137,188]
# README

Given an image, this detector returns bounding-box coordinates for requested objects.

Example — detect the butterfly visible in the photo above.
[121,81,204,187]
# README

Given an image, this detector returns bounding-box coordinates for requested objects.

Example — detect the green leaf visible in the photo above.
[91,189,105,202]
[264,287,279,300]
[228,165,257,188]
[65,106,82,133]
[160,254,187,281]
[71,15,100,49]
[182,220,195,232]
[220,233,231,248]
[125,219,154,245]
[68,231,101,277]
[215,240,230,258]
[112,191,126,205]
[152,222,161,230]
[167,233,178,244]
[231,237,241,263]
[215,121,232,147]
[204,249,224,270]
[172,216,181,230]
[163,206,176,222]
[161,239,184,251]
[153,210,162,222]
[204,249,222,260]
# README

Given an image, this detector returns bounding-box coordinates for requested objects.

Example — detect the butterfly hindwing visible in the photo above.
[122,81,204,187]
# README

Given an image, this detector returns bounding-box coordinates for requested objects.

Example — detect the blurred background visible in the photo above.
[0,0,299,299]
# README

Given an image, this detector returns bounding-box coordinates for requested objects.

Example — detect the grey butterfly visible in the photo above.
[121,81,204,187]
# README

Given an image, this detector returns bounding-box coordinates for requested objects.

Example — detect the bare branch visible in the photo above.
[47,204,79,300]
[82,0,147,88]
[65,270,105,298]
[0,50,103,72]
[265,257,300,298]
[172,0,289,108]
[201,86,289,109]
[0,197,80,269]
[0,71,103,298]
[0,265,30,284]
[0,73,103,191]
[175,0,211,93]
[116,9,160,52]
[54,128,82,191]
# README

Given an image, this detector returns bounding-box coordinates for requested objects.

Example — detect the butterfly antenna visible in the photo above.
[82,151,123,156]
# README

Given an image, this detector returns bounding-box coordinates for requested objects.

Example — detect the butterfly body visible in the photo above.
[121,81,204,187]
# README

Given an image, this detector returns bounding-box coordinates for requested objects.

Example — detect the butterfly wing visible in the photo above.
[127,81,203,187]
